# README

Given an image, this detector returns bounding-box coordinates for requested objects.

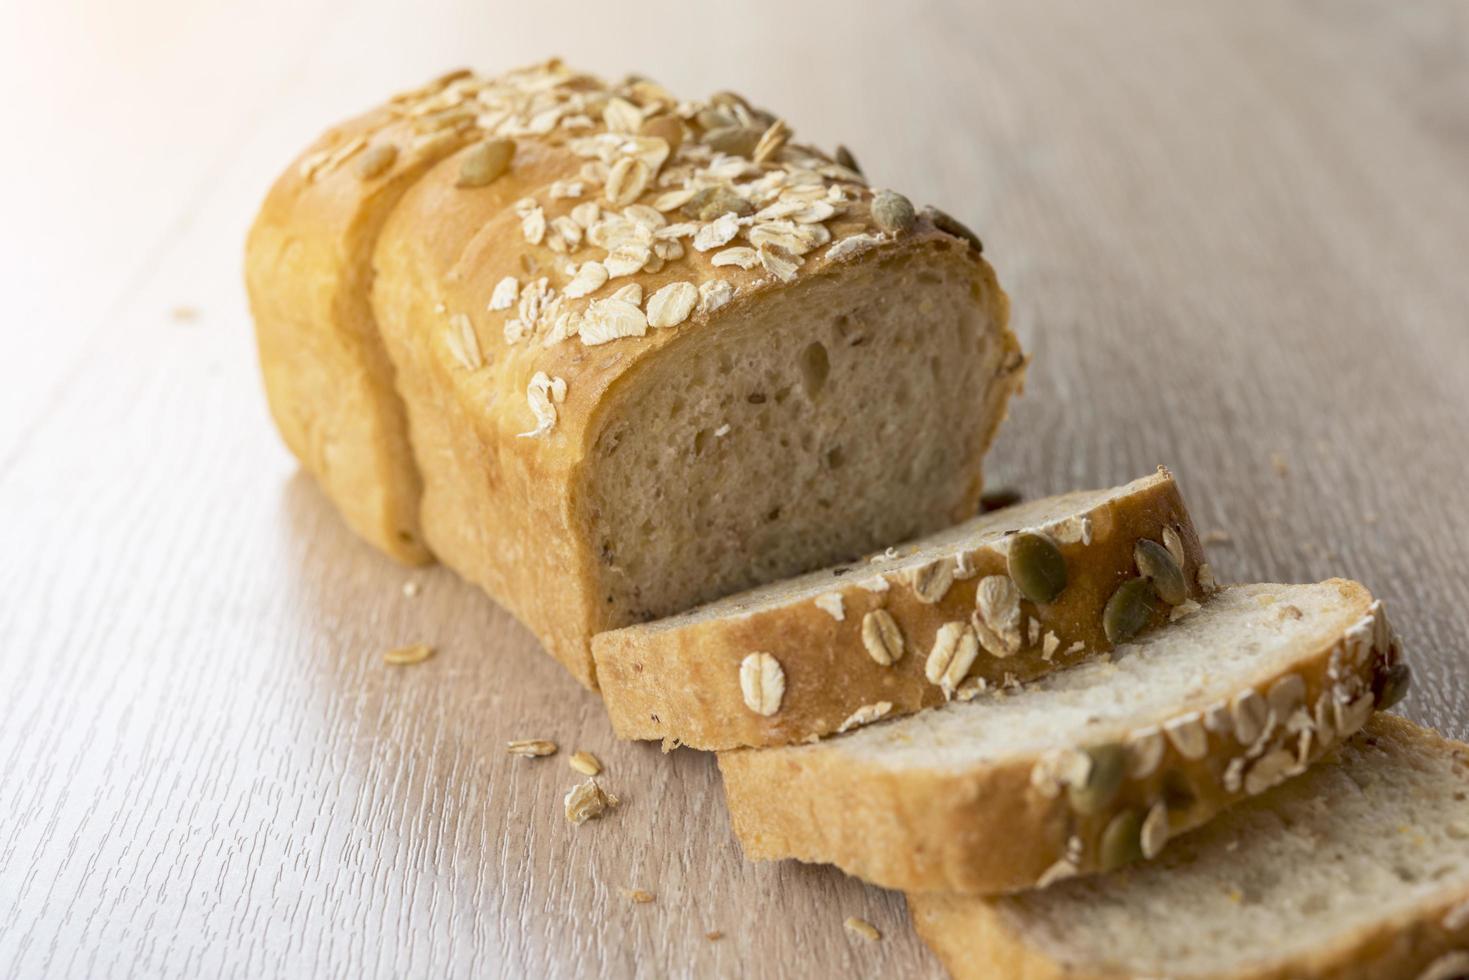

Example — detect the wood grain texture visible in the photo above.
[2,1,1466,977]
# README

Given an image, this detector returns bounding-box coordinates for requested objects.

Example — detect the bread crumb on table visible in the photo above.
[507,739,558,757]
[844,917,881,941]
[620,888,655,904]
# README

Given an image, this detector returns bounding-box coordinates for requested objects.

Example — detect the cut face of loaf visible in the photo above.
[911,716,1469,980]
[593,468,1211,749]
[719,581,1408,894]
[364,62,1020,687]
[245,73,482,563]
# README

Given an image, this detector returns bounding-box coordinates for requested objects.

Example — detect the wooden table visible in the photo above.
[4,2,1466,976]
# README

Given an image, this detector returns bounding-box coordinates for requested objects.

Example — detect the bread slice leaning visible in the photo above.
[593,468,1211,749]
[910,715,1468,980]
[245,70,484,563]
[719,580,1407,894]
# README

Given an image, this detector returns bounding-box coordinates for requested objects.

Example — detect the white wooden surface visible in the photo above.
[2,2,1467,977]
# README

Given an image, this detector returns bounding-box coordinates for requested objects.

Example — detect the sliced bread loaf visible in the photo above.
[719,580,1409,894]
[909,715,1468,980]
[593,468,1211,749]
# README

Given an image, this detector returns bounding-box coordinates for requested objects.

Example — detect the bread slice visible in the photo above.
[365,62,1022,686]
[719,580,1407,894]
[593,468,1211,749]
[910,715,1468,980]
[245,70,485,563]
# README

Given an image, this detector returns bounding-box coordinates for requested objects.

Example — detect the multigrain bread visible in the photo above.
[593,469,1211,749]
[245,72,483,563]
[909,715,1466,980]
[719,581,1409,894]
[362,61,1021,686]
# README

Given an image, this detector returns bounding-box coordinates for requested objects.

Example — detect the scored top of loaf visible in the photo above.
[298,59,1003,442]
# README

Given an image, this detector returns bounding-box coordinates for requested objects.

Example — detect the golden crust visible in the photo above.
[593,470,1207,749]
[718,580,1400,894]
[909,716,1469,980]
[245,80,480,563]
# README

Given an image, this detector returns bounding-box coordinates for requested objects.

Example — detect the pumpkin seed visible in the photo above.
[355,142,398,180]
[1103,578,1161,645]
[456,138,515,187]
[871,190,916,234]
[1099,808,1145,872]
[1068,742,1126,815]
[1374,661,1412,709]
[834,144,862,175]
[1134,538,1187,605]
[1007,531,1068,604]
[681,186,754,222]
[704,124,762,157]
[925,206,984,252]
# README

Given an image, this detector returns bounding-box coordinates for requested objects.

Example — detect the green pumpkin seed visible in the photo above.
[1100,808,1146,871]
[926,206,984,253]
[457,138,515,187]
[1068,743,1126,815]
[1007,531,1068,605]
[1374,662,1412,709]
[1134,538,1187,605]
[704,124,762,157]
[871,190,916,234]
[1104,578,1161,646]
[355,142,398,180]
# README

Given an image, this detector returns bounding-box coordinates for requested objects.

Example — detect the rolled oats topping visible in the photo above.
[739,652,786,716]
[646,281,698,328]
[860,609,905,666]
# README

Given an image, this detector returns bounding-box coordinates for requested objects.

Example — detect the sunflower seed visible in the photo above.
[909,559,955,604]
[1103,578,1159,645]
[1007,531,1068,604]
[739,652,785,716]
[861,610,904,666]
[383,642,434,665]
[871,190,916,233]
[1162,526,1187,568]
[646,281,698,328]
[569,750,602,775]
[925,622,979,699]
[457,138,515,187]
[507,739,557,757]
[1163,713,1208,760]
[1135,538,1188,605]
[355,142,398,179]
[1140,801,1170,859]
[564,779,618,824]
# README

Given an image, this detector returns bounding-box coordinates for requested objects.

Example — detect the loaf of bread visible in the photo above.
[593,469,1210,749]
[247,61,1022,686]
[909,715,1467,980]
[719,580,1407,894]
